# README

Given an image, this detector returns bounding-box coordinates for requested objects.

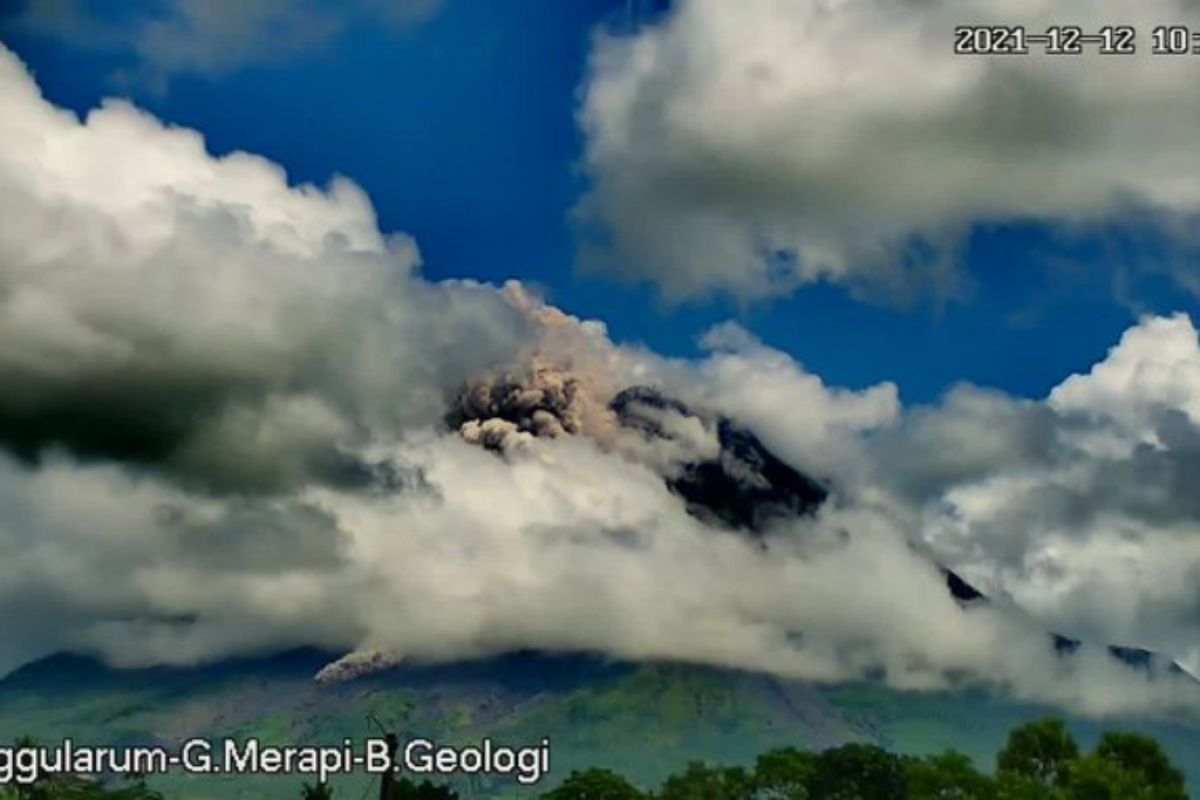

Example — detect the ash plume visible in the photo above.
[446,310,830,534]
[446,357,618,455]
[2,41,1199,716]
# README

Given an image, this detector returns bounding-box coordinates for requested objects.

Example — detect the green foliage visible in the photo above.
[300,782,334,799]
[542,768,646,799]
[996,719,1080,789]
[808,743,908,800]
[0,736,164,800]
[993,771,1060,800]
[657,761,754,800]
[0,777,163,799]
[4,719,1193,800]
[1090,732,1187,799]
[393,777,459,799]
[750,747,816,799]
[907,750,994,800]
[1067,753,1149,800]
[534,717,1191,800]
[1059,731,1187,800]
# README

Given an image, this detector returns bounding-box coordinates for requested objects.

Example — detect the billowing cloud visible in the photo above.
[880,314,1200,678]
[3,432,1191,717]
[678,322,899,484]
[0,44,529,492]
[4,0,441,89]
[0,42,1198,719]
[577,0,1200,301]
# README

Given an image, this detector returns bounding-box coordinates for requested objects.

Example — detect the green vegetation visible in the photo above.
[300,782,334,800]
[0,654,1196,798]
[0,718,1189,798]
[0,776,163,799]
[538,718,1188,800]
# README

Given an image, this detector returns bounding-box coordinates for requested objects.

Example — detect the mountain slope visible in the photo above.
[0,650,1196,799]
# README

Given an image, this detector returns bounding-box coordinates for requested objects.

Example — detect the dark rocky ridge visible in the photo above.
[611,386,1196,684]
[610,386,828,532]
[443,376,1195,686]
[949,570,1193,679]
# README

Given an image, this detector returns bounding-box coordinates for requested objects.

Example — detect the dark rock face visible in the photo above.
[1054,636,1192,679]
[610,386,828,532]
[944,569,987,604]
[608,388,1196,684]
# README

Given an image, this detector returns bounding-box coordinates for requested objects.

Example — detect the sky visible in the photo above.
[5,0,1200,717]
[4,0,1197,404]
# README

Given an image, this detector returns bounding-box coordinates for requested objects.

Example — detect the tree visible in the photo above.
[1056,732,1188,800]
[993,772,1061,800]
[1090,732,1186,799]
[1066,754,1146,800]
[751,747,816,799]
[393,778,458,799]
[5,775,163,800]
[542,768,645,799]
[907,751,995,800]
[0,735,165,800]
[808,743,907,800]
[996,719,1079,789]
[657,762,754,800]
[301,782,335,800]
[98,785,165,799]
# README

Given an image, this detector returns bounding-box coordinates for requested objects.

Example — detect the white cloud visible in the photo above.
[577,0,1200,301]
[685,322,899,483]
[0,42,1197,718]
[882,314,1200,676]
[0,43,530,491]
[4,436,1187,717]
[6,0,441,89]
[1049,313,1200,434]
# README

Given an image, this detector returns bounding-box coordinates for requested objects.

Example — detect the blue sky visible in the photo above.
[8,0,1200,712]
[4,0,1197,403]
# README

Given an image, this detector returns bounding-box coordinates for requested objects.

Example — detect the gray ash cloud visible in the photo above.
[449,366,830,533]
[445,359,601,454]
[2,41,1198,712]
[447,366,1196,686]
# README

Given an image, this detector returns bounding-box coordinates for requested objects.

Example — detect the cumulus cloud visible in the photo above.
[4,435,1191,717]
[880,314,1200,678]
[577,0,1200,301]
[679,322,899,484]
[4,0,441,89]
[0,44,529,492]
[0,42,1198,718]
